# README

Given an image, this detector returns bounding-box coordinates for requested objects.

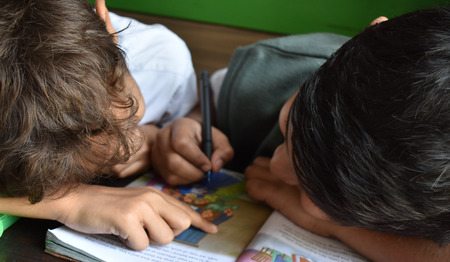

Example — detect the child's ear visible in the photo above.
[370,16,388,26]
[95,0,118,43]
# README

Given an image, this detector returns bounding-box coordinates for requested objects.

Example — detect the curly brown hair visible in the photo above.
[0,0,142,203]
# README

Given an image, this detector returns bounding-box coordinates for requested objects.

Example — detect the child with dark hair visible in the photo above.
[155,8,450,261]
[290,7,450,246]
[0,0,217,251]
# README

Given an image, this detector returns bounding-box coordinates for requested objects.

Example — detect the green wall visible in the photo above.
[94,0,449,36]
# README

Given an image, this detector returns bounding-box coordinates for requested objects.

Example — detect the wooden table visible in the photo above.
[0,218,63,261]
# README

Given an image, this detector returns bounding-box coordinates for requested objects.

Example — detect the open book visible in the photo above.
[45,170,368,262]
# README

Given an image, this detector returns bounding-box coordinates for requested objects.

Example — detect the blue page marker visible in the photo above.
[200,70,213,185]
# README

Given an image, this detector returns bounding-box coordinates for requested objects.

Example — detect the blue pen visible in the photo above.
[200,70,213,184]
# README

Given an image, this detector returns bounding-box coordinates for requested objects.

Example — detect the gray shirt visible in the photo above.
[216,33,349,171]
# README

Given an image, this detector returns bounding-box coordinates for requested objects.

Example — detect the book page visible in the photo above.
[47,227,234,262]
[237,211,368,262]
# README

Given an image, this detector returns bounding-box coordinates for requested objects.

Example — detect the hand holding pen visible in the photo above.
[149,71,234,186]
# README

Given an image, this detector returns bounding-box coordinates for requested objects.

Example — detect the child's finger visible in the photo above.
[169,122,213,173]
[245,158,279,182]
[210,128,234,172]
[186,210,218,235]
[252,157,271,168]
[162,194,218,235]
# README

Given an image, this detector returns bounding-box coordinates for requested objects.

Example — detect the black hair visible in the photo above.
[291,8,450,246]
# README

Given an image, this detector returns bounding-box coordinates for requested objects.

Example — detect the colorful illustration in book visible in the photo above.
[237,247,314,262]
[147,170,246,246]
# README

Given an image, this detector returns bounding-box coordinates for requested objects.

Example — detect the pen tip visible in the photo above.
[206,171,212,183]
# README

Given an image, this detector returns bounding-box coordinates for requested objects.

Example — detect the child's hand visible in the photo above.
[151,118,234,185]
[112,124,159,178]
[53,184,218,250]
[245,157,339,238]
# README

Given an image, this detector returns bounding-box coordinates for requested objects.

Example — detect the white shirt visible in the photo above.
[110,12,198,126]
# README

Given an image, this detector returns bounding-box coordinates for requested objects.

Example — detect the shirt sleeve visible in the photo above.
[109,12,198,127]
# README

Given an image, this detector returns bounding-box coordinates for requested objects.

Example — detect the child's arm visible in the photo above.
[245,157,450,262]
[333,224,450,262]
[0,184,217,250]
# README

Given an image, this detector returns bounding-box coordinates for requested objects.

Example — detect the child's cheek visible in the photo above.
[270,144,299,185]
